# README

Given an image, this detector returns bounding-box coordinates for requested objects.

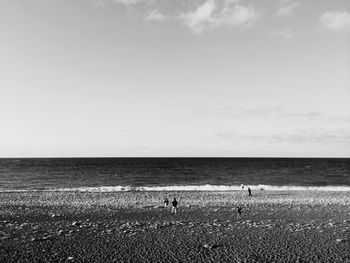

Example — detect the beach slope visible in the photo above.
[1,191,350,262]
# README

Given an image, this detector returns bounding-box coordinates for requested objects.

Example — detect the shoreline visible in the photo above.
[1,191,350,262]
[3,183,350,193]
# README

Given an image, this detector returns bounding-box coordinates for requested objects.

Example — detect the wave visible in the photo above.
[47,184,350,192]
[2,184,350,192]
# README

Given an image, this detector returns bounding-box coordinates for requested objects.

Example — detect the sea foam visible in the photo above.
[50,184,350,192]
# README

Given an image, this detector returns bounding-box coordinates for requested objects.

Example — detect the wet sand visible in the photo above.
[1,191,350,262]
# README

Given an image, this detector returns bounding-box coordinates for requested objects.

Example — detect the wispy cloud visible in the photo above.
[111,0,155,5]
[258,130,350,144]
[276,2,300,16]
[178,0,260,33]
[145,9,166,21]
[214,106,282,118]
[320,10,350,33]
[217,129,350,145]
[270,28,293,38]
[196,106,350,123]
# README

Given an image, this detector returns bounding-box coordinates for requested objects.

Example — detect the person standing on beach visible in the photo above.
[248,188,252,196]
[164,197,169,208]
[237,206,242,219]
[171,198,178,214]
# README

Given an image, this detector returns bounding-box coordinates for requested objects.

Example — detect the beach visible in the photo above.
[1,191,350,262]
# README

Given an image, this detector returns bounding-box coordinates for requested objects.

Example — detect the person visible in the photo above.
[171,198,178,214]
[248,188,252,196]
[164,197,169,208]
[237,206,242,219]
[241,184,244,190]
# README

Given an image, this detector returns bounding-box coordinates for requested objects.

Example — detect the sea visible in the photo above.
[0,158,349,192]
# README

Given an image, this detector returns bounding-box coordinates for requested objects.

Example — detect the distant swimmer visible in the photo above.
[248,188,252,196]
[164,197,169,208]
[171,198,178,214]
[236,206,242,219]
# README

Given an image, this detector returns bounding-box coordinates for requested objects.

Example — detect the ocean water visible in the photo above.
[0,158,349,192]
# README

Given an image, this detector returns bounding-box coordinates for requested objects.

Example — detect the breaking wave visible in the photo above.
[2,185,350,193]
[50,184,350,192]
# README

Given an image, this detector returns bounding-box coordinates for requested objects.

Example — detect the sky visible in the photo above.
[0,0,349,157]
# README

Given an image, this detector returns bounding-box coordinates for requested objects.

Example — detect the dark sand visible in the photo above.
[1,191,350,262]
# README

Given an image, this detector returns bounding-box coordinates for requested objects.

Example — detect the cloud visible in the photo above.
[202,106,350,123]
[213,106,282,118]
[111,0,155,5]
[179,0,216,33]
[217,129,350,145]
[178,0,260,33]
[320,11,350,33]
[104,0,260,33]
[276,2,300,16]
[270,28,293,38]
[266,130,350,144]
[145,9,166,21]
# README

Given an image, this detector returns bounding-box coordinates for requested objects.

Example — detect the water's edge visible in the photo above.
[1,184,350,192]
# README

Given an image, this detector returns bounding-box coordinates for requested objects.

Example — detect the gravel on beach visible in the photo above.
[1,191,350,262]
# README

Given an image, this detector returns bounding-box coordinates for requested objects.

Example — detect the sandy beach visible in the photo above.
[1,190,350,262]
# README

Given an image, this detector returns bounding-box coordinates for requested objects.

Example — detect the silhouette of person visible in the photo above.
[248,188,252,196]
[171,198,178,214]
[164,197,169,207]
[237,206,242,219]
